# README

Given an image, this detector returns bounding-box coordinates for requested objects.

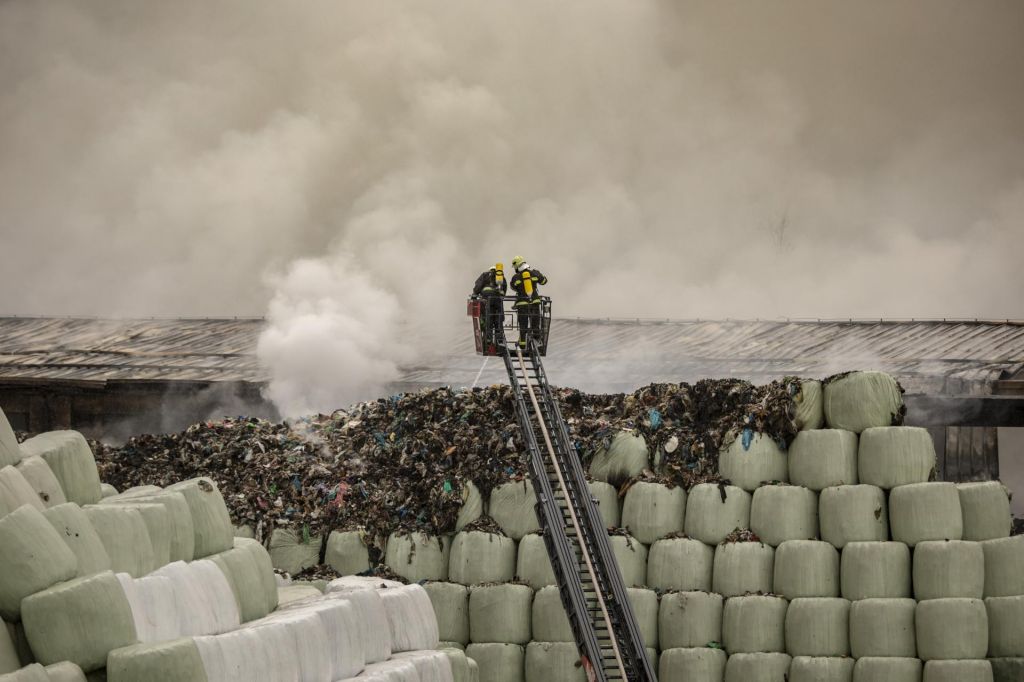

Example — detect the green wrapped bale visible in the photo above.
[609,533,647,588]
[823,371,904,434]
[922,660,993,682]
[0,466,45,515]
[449,531,516,585]
[991,658,1024,682]
[646,538,712,592]
[794,380,825,431]
[848,598,917,658]
[750,485,818,547]
[719,433,788,492]
[234,538,277,613]
[104,492,194,564]
[19,432,102,506]
[108,503,170,571]
[424,582,470,646]
[0,623,18,675]
[629,588,658,649]
[858,427,936,490]
[440,642,465,650]
[916,598,988,661]
[384,532,450,582]
[524,642,584,682]
[0,664,48,681]
[440,647,474,682]
[232,525,254,539]
[99,485,118,500]
[15,458,66,508]
[0,505,78,620]
[455,481,484,532]
[465,643,523,682]
[788,429,858,491]
[986,596,1024,657]
[469,583,532,644]
[982,536,1024,597]
[325,530,369,576]
[819,484,888,548]
[115,487,161,499]
[658,647,726,681]
[913,540,984,600]
[852,657,922,682]
[841,542,911,600]
[21,571,136,673]
[268,528,322,576]
[43,662,87,682]
[658,591,723,650]
[684,483,751,545]
[209,542,273,623]
[3,623,31,670]
[773,540,839,599]
[0,409,19,469]
[106,639,207,682]
[531,586,572,642]
[957,482,1011,541]
[83,506,155,579]
[789,657,854,682]
[165,478,233,559]
[588,481,620,529]
[784,598,850,657]
[516,533,555,589]
[724,652,792,681]
[621,482,686,545]
[42,503,111,577]
[489,482,540,540]
[589,431,649,486]
[723,595,788,654]
[276,584,321,606]
[713,541,774,597]
[890,483,963,547]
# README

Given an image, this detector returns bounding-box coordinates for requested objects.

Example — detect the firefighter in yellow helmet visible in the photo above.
[471,262,507,348]
[509,255,548,349]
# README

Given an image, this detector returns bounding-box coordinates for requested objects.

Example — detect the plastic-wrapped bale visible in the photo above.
[21,571,136,673]
[327,574,404,591]
[916,598,988,661]
[750,485,818,547]
[233,525,255,539]
[449,530,516,585]
[391,650,456,682]
[913,540,984,600]
[324,530,370,576]
[19,432,102,507]
[646,538,712,592]
[276,596,365,679]
[469,583,532,644]
[425,582,470,645]
[848,598,917,658]
[103,491,195,563]
[724,652,792,682]
[0,505,78,620]
[852,657,923,682]
[982,536,1024,597]
[819,484,888,548]
[82,505,155,579]
[41,503,110,578]
[150,560,240,636]
[719,432,788,492]
[620,481,685,545]
[242,610,333,682]
[115,574,179,644]
[3,623,30,672]
[15,458,66,508]
[42,662,87,682]
[0,466,45,515]
[465,643,524,682]
[208,541,275,622]
[788,429,858,491]
[986,596,1024,657]
[346,658,420,682]
[684,483,751,545]
[658,591,723,650]
[922,660,994,682]
[0,409,19,469]
[455,481,484,532]
[784,598,850,656]
[789,657,854,682]
[440,648,474,682]
[531,586,572,642]
[235,537,278,613]
[773,540,839,599]
[440,642,466,650]
[609,533,647,588]
[991,658,1024,682]
[658,647,726,681]
[858,427,936,490]
[99,484,118,500]
[165,478,233,559]
[588,480,620,528]
[712,540,774,597]
[489,481,540,540]
[0,664,48,681]
[194,626,299,682]
[268,527,322,576]
[722,595,788,654]
[277,583,321,606]
[385,532,451,582]
[107,503,171,571]
[589,431,649,486]
[629,588,659,649]
[524,642,583,682]
[310,586,392,663]
[379,584,441,652]
[0,624,18,675]
[823,371,904,434]
[106,639,207,682]
[793,380,824,431]
[841,542,912,600]
[516,533,555,589]
[890,482,963,547]
[958,482,1012,541]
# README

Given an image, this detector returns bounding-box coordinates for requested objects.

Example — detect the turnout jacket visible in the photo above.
[510,266,547,306]
[472,270,507,297]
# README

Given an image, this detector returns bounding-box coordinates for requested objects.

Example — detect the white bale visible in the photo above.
[324,529,370,576]
[15,457,66,508]
[455,480,484,532]
[788,429,858,491]
[784,598,850,657]
[983,536,1024,597]
[244,610,333,682]
[21,571,136,673]
[83,505,156,578]
[150,560,240,636]
[516,533,555,589]
[750,485,818,547]
[0,466,45,515]
[465,643,524,682]
[773,540,839,599]
[722,595,788,654]
[818,484,888,548]
[658,591,723,650]
[789,657,854,682]
[986,596,1024,657]
[524,641,583,682]
[425,582,470,645]
[858,427,936,489]
[268,527,322,576]
[713,540,774,597]
[106,639,208,682]
[922,660,994,682]
[105,491,195,563]
[957,482,1011,541]
[115,573,179,644]
[275,596,365,678]
[852,657,923,682]
[41,503,110,579]
[719,432,788,492]
[589,431,649,486]
[449,530,516,585]
[385,532,451,582]
[0,505,78,620]
[235,537,278,613]
[609,533,648,588]
[440,642,466,650]
[621,481,685,545]
[195,625,301,682]
[684,483,751,545]
[0,664,48,681]
[165,477,233,559]
[327,574,404,591]
[347,658,420,682]
[469,583,532,644]
[658,647,726,681]
[116,486,162,498]
[890,483,963,547]
[990,657,1024,682]
[588,480,620,529]
[646,538,713,592]
[628,587,659,649]
[0,409,18,469]
[99,484,118,499]
[18,432,102,506]
[913,540,984,600]
[392,650,455,682]
[489,481,540,540]
[794,380,825,431]
[848,598,917,658]
[823,371,904,434]
[379,584,442,652]
[277,584,321,605]
[916,598,988,661]
[43,662,87,682]
[311,586,392,663]
[208,540,275,623]
[440,648,473,682]
[841,542,912,600]
[532,586,572,642]
[0,624,18,675]
[724,652,792,682]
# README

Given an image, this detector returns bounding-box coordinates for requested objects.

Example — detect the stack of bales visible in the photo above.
[0,407,473,682]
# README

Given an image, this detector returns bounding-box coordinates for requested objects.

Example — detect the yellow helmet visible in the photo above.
[511,255,525,268]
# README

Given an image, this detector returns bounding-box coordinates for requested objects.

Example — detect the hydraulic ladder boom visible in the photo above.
[501,339,657,681]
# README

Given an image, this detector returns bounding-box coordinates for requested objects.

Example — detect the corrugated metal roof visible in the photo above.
[0,316,1021,393]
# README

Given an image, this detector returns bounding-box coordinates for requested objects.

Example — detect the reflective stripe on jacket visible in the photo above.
[510,267,547,306]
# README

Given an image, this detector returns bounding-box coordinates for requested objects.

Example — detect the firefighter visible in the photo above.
[472,263,507,348]
[509,255,547,350]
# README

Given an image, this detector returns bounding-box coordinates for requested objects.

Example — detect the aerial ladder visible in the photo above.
[468,296,658,682]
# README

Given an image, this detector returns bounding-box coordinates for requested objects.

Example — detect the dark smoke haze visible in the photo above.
[1,1,1022,413]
